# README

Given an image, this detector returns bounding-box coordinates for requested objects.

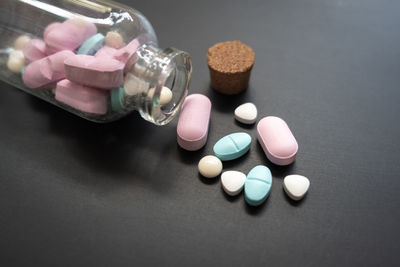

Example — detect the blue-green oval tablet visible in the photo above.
[213,132,251,161]
[77,33,105,55]
[244,165,272,206]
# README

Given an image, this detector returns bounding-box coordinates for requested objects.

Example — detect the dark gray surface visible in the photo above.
[1,0,400,266]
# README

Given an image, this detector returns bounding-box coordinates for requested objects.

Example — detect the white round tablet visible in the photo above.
[7,50,25,73]
[198,155,223,178]
[14,35,31,50]
[147,86,173,105]
[105,31,125,49]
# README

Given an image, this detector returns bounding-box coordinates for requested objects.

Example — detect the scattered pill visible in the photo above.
[257,116,298,166]
[244,165,272,206]
[198,155,223,178]
[77,33,105,55]
[64,54,124,89]
[13,35,31,50]
[23,50,74,89]
[111,87,125,112]
[45,18,97,53]
[177,94,212,151]
[234,102,257,124]
[55,79,108,114]
[221,170,246,196]
[283,175,310,201]
[23,39,47,62]
[7,50,25,73]
[213,132,251,161]
[105,31,125,49]
[147,86,173,105]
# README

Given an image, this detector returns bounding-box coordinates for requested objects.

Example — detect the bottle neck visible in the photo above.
[122,44,192,125]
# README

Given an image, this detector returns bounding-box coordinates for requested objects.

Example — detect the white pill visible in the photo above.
[105,31,125,49]
[123,72,148,96]
[14,35,31,50]
[221,170,246,196]
[147,86,173,105]
[7,50,25,73]
[198,155,223,178]
[283,174,310,201]
[234,102,258,124]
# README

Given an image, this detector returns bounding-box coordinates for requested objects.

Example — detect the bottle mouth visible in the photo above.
[139,47,192,125]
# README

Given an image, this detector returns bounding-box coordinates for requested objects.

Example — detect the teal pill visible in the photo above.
[21,66,26,76]
[244,165,272,206]
[213,132,251,161]
[111,87,125,112]
[77,33,105,55]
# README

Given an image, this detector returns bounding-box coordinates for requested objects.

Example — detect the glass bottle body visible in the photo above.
[0,0,192,125]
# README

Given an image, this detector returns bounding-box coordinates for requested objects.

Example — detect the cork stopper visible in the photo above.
[207,41,255,94]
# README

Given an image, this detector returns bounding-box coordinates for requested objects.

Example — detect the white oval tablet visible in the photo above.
[221,170,246,196]
[283,174,310,201]
[234,102,258,124]
[198,155,223,178]
[147,86,173,105]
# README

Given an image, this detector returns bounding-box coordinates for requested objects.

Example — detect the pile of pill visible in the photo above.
[7,17,172,116]
[177,94,310,206]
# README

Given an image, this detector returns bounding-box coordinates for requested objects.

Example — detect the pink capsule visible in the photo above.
[257,116,298,166]
[55,79,108,115]
[23,50,75,89]
[177,94,211,151]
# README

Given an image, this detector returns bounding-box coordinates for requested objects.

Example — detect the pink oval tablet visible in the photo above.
[55,79,108,115]
[23,50,75,89]
[64,54,124,89]
[23,39,47,62]
[257,116,298,166]
[177,94,211,151]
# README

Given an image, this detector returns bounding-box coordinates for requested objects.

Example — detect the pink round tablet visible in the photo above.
[257,116,298,166]
[177,94,212,151]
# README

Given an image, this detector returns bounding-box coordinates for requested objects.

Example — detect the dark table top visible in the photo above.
[1,0,399,266]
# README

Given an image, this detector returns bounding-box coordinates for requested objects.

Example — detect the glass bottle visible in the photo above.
[0,0,192,125]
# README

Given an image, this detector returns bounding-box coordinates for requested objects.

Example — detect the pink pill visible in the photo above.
[23,39,47,62]
[43,22,61,39]
[64,54,124,89]
[23,50,75,89]
[45,18,97,53]
[257,116,298,166]
[177,94,211,151]
[113,38,140,72]
[55,79,108,115]
[94,46,117,58]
